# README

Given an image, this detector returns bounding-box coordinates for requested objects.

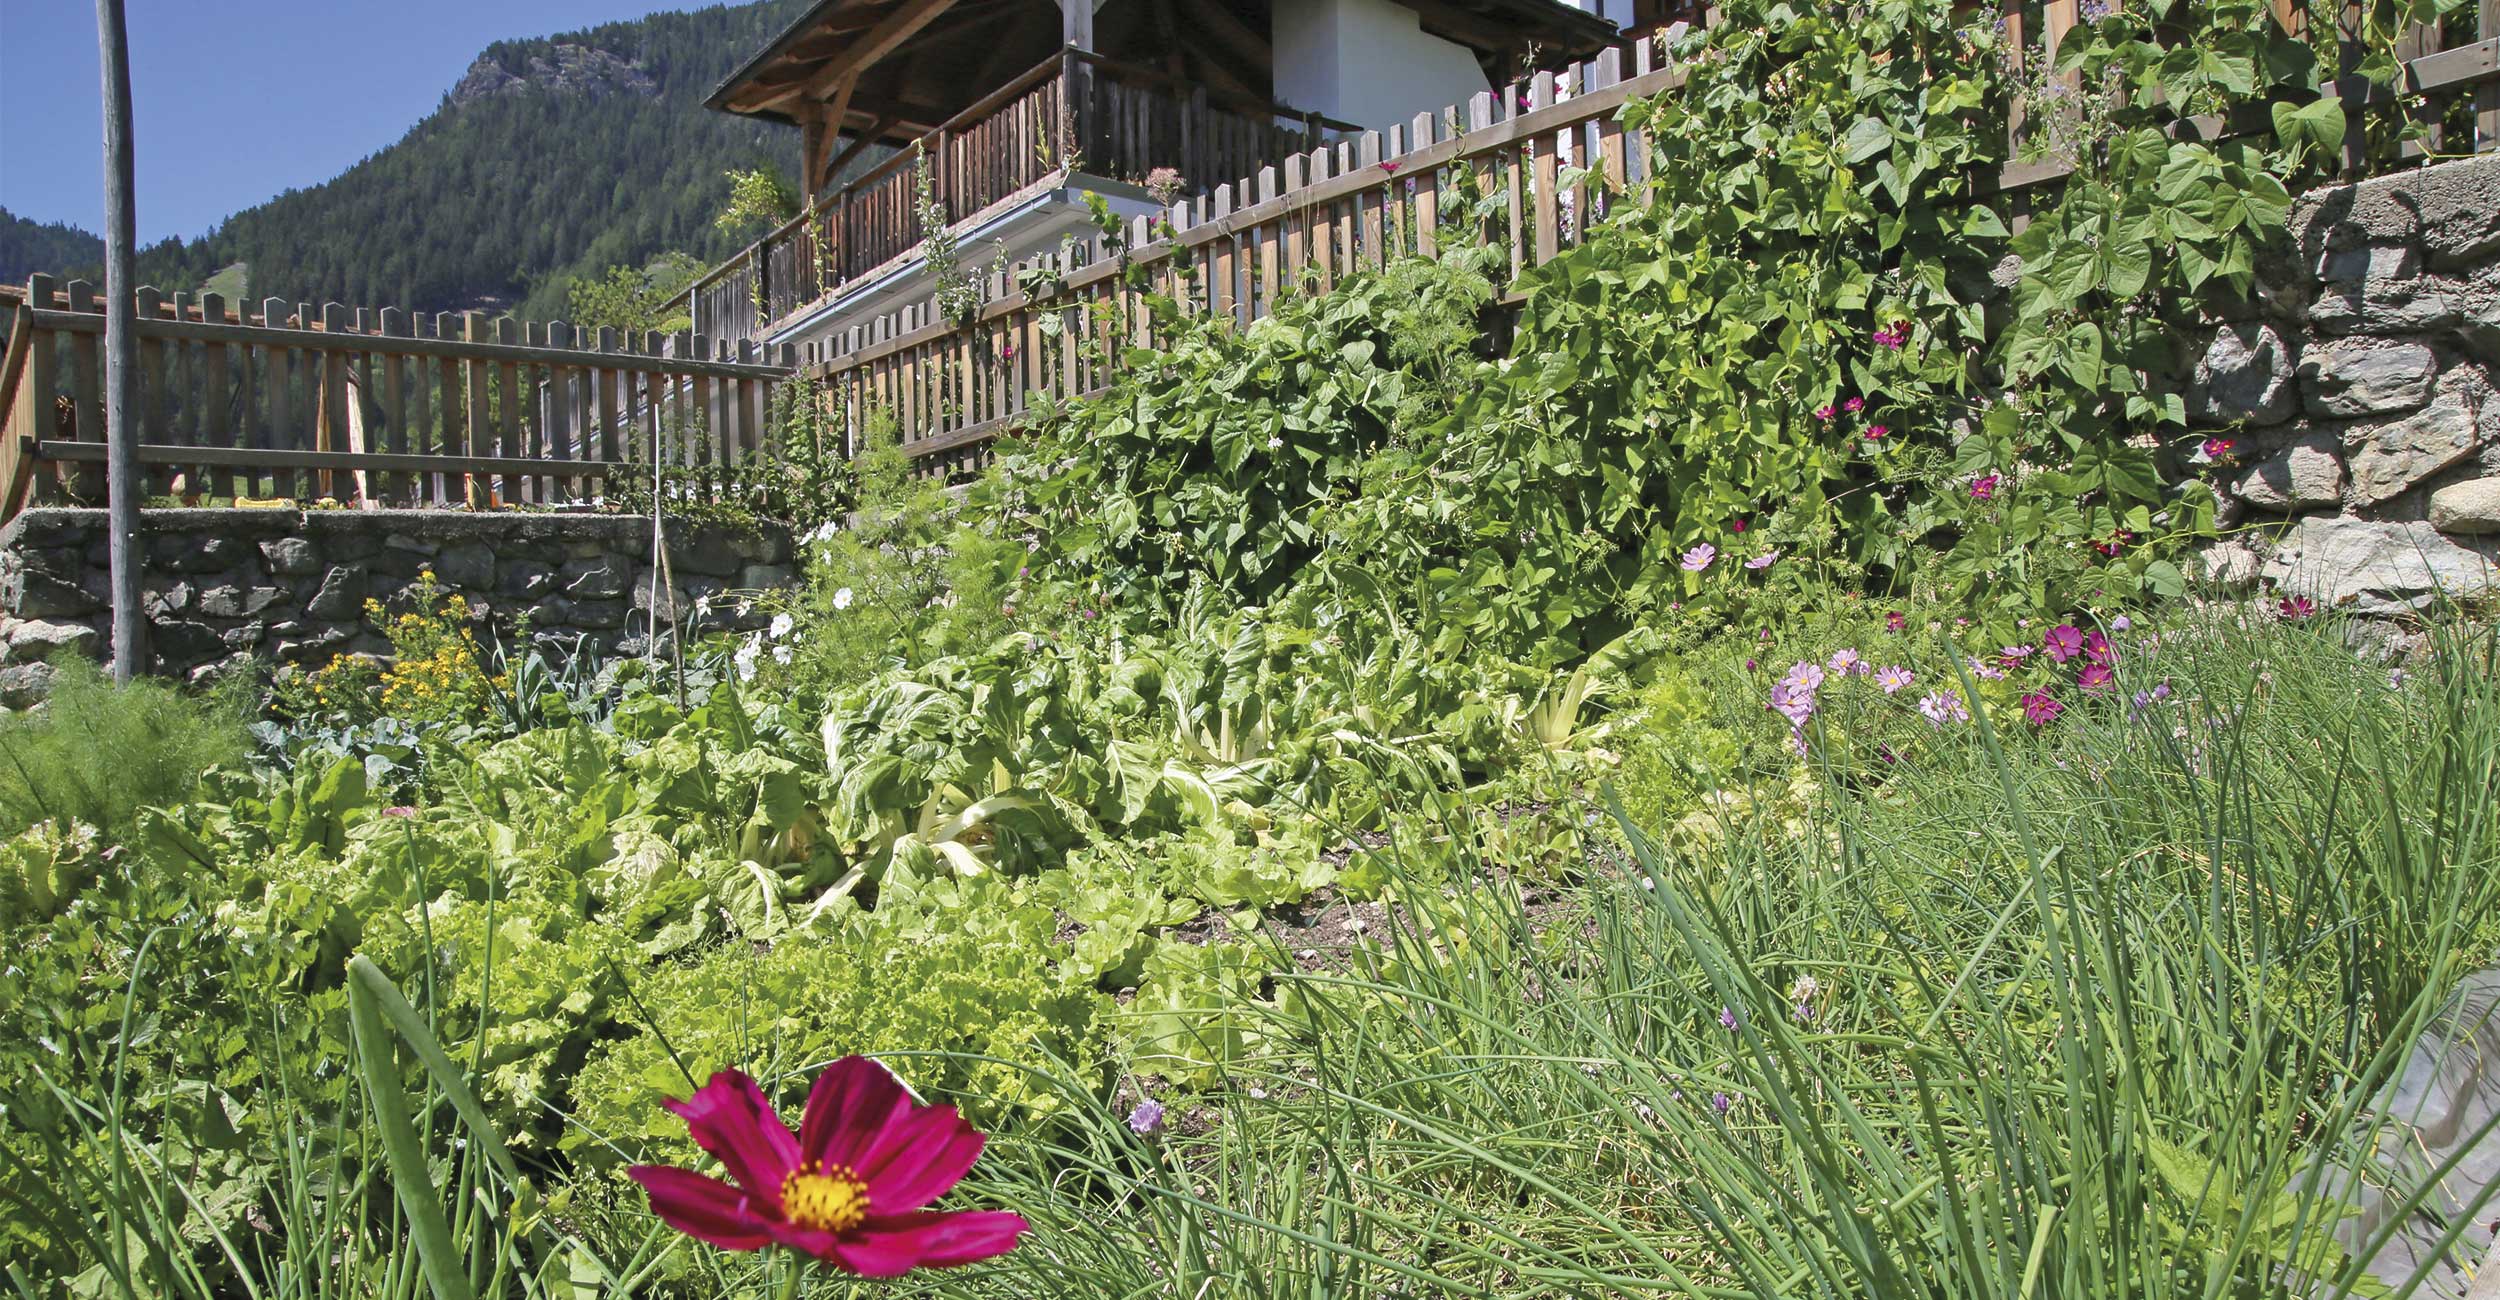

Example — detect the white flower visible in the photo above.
[832,587,855,610]
[772,644,792,665]
[693,595,712,618]
[768,612,795,640]
[731,636,761,681]
[1266,435,1284,450]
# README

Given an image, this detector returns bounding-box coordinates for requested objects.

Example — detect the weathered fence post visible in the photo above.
[95,0,144,681]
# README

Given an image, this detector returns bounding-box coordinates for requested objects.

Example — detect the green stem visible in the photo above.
[775,1250,804,1300]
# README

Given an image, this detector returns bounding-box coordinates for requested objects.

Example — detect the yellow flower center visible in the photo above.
[780,1162,870,1233]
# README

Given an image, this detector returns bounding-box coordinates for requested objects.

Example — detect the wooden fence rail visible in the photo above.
[0,278,793,522]
[791,3,2498,479]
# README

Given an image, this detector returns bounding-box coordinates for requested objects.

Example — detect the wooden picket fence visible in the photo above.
[787,2,2498,479]
[0,277,794,522]
[5,3,2492,514]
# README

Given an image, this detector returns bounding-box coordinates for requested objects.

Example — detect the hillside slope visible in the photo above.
[116,0,811,319]
[0,209,104,287]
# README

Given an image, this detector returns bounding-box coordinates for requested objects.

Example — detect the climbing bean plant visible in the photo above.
[1000,0,2444,652]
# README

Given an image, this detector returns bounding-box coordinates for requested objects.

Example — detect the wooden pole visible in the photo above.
[96,0,144,683]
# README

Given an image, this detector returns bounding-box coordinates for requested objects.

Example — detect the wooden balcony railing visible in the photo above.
[685,49,1354,348]
[0,276,794,521]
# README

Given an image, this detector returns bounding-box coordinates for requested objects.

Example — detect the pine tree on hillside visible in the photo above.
[117,0,815,318]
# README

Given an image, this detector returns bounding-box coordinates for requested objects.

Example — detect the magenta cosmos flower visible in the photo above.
[2020,691,2064,726]
[2041,624,2085,664]
[629,1061,1028,1278]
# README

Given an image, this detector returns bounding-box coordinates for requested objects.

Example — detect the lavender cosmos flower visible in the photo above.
[1875,665,1913,694]
[1769,681,1817,727]
[1681,543,1717,572]
[1126,1099,1166,1137]
[1745,550,1781,570]
[1919,690,1970,727]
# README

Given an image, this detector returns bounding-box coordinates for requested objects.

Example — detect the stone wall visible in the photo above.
[2194,152,2500,614]
[0,508,795,703]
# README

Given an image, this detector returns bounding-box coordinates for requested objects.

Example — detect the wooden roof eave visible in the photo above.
[705,0,854,125]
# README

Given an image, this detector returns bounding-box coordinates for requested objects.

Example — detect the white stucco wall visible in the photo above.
[1270,0,1488,133]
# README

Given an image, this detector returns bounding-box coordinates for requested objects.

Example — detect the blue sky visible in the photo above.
[0,0,684,243]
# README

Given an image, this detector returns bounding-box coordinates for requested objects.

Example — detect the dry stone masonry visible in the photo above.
[0,509,794,705]
[2194,152,2500,615]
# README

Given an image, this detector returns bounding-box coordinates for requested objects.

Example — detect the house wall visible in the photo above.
[1270,0,1488,134]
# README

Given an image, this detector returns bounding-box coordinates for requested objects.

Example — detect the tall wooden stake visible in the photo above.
[97,0,145,682]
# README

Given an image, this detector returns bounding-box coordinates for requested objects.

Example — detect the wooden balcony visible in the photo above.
[687,49,1354,347]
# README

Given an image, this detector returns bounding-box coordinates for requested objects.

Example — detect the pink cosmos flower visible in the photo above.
[1885,611,1907,633]
[1863,425,1889,440]
[1999,645,2033,667]
[2084,629,2113,666]
[1781,660,1828,694]
[1969,473,2001,501]
[1970,657,2007,681]
[2041,624,2085,664]
[2197,436,2237,463]
[2076,663,2115,693]
[1380,161,1401,175]
[1875,665,1913,694]
[1729,518,1748,533]
[1842,397,1866,414]
[1680,543,1717,572]
[1828,648,1864,675]
[2277,594,2315,620]
[1814,405,1837,422]
[1745,550,1780,570]
[1918,690,1969,727]
[629,1062,1027,1278]
[2020,691,2064,726]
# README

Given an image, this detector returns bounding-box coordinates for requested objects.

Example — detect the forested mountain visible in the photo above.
[0,209,104,287]
[103,0,812,320]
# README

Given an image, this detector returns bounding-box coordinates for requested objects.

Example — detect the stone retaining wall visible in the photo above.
[0,508,795,704]
[2194,152,2500,614]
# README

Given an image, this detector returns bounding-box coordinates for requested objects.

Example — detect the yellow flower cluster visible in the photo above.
[378,633,490,717]
[306,568,497,723]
